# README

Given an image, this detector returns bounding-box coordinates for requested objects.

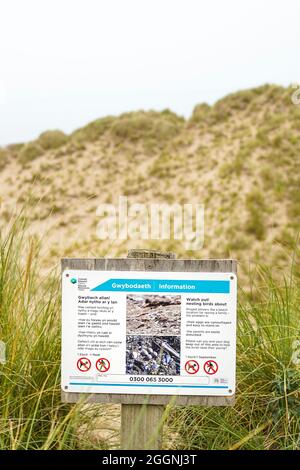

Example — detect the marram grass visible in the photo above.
[0,217,299,449]
[0,217,85,449]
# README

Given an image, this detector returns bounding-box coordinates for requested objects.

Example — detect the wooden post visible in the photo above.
[121,403,165,450]
[121,249,176,450]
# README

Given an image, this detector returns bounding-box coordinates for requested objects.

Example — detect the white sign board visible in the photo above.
[62,270,237,396]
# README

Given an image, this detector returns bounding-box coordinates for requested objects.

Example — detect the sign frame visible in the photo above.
[61,256,237,407]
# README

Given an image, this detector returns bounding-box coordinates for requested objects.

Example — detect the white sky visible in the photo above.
[0,0,299,145]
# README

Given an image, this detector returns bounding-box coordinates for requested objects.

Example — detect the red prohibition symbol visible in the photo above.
[96,357,110,372]
[185,359,199,374]
[77,357,91,372]
[204,360,218,375]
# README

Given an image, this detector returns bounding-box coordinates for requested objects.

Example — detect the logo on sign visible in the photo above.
[96,358,110,372]
[204,360,218,375]
[77,357,91,372]
[185,359,199,374]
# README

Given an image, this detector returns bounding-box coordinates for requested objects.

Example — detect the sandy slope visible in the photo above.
[0,84,299,283]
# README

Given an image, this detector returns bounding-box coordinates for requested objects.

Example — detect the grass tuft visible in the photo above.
[0,216,84,449]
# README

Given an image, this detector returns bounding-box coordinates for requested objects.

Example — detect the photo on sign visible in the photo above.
[126,294,181,335]
[126,335,180,376]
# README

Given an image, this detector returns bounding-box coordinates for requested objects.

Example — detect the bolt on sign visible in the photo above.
[61,259,237,399]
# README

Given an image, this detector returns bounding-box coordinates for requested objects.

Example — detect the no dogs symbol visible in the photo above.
[204,360,218,375]
[96,358,110,372]
[185,360,199,374]
[77,357,91,372]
